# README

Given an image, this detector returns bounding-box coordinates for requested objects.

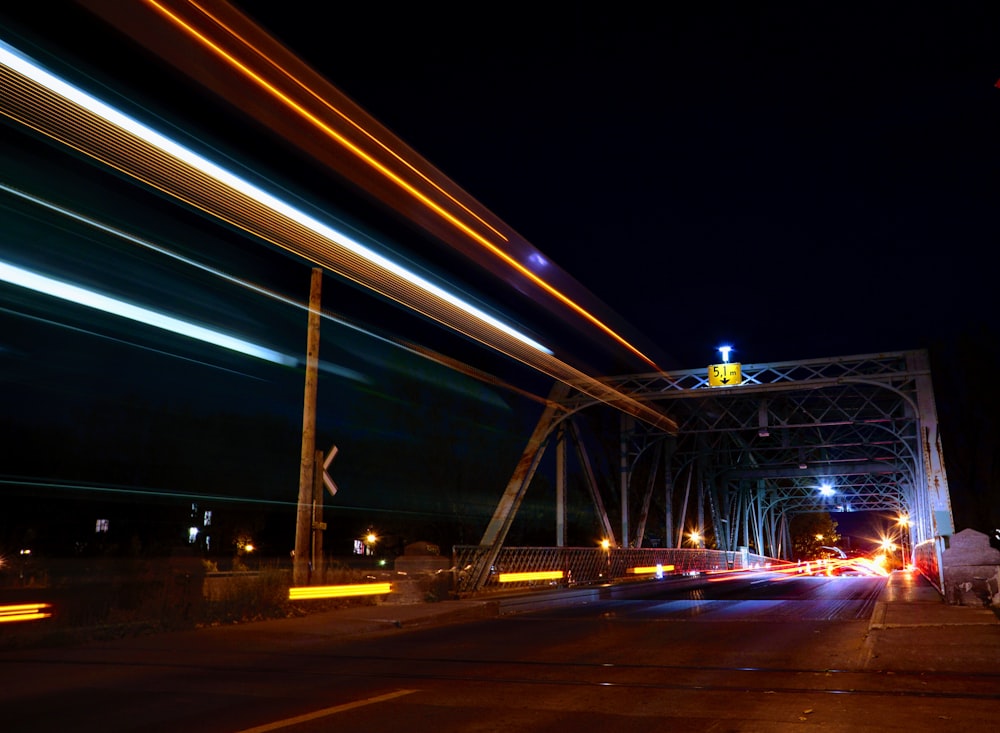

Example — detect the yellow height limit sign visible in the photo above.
[708,362,742,387]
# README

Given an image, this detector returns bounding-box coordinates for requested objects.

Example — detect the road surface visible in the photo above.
[2,573,997,732]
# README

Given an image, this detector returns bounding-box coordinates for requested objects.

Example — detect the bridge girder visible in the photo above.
[479,350,953,581]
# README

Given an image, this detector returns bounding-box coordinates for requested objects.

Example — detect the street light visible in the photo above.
[878,536,899,570]
[599,539,612,578]
[18,548,30,583]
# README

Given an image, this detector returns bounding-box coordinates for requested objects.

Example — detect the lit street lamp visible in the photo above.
[878,536,899,570]
[19,548,30,583]
[599,539,611,578]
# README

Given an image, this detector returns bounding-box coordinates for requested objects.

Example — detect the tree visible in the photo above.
[789,513,841,560]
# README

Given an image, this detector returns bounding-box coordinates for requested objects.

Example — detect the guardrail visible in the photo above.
[913,538,942,594]
[451,545,774,595]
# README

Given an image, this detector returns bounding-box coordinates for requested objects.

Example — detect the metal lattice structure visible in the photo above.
[452,545,772,595]
[463,350,953,593]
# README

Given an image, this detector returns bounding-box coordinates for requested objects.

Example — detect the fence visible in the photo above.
[913,538,942,594]
[451,545,774,595]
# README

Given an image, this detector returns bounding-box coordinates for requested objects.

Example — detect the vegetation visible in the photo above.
[0,557,387,650]
[789,513,841,560]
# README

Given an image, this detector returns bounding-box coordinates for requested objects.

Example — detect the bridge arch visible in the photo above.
[464,349,953,592]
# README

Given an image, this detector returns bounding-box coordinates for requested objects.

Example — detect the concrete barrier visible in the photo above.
[942,528,1000,607]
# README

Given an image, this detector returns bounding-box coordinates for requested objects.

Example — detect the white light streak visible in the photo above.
[0,260,296,366]
[0,40,552,357]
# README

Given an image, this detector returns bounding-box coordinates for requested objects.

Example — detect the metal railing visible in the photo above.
[451,545,774,595]
[913,538,943,594]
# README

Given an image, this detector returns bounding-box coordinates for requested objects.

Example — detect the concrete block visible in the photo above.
[943,528,1000,565]
[942,529,1000,607]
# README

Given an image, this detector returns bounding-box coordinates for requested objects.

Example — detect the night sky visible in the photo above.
[2,2,999,554]
[229,1,1000,367]
[226,1,1000,539]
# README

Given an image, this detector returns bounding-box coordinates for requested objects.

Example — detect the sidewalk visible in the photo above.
[864,569,1000,674]
[205,596,503,641]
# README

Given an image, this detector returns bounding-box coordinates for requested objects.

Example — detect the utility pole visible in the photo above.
[294,267,322,586]
[311,448,326,580]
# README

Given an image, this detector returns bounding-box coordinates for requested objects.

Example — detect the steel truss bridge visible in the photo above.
[458,349,954,594]
[0,10,956,597]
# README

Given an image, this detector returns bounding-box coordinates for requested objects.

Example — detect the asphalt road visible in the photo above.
[2,574,997,732]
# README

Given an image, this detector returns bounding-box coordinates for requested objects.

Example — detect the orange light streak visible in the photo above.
[141,0,662,370]
[142,1,501,238]
[627,565,675,574]
[288,582,391,600]
[0,602,53,623]
[497,570,564,583]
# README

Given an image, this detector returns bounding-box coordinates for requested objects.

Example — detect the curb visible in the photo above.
[867,601,888,630]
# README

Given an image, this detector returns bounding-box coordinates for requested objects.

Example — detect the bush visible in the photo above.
[0,557,398,649]
[201,568,290,625]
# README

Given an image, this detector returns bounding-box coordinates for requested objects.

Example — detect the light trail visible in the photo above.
[0,38,550,353]
[0,180,312,310]
[0,477,506,519]
[0,602,53,623]
[288,582,391,600]
[148,0,508,244]
[0,303,275,380]
[135,0,661,370]
[0,36,677,432]
[0,259,297,365]
[0,476,294,507]
[0,182,547,404]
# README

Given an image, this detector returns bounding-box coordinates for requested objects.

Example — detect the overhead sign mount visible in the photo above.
[709,344,742,387]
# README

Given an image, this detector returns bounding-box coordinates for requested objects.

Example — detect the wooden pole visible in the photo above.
[294,267,322,585]
[311,449,325,581]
